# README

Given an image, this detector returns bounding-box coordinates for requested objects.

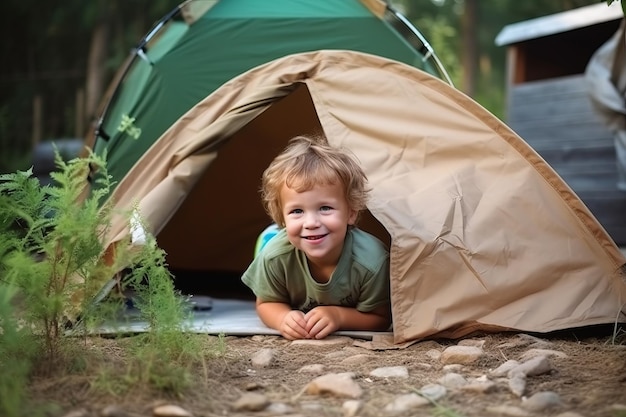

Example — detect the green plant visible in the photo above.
[0,149,118,371]
[113,235,208,395]
[0,148,209,415]
[0,149,114,416]
[0,283,38,417]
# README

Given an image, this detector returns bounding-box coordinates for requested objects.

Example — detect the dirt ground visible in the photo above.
[28,328,626,417]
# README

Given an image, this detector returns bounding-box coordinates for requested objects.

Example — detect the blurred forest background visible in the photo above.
[0,0,601,174]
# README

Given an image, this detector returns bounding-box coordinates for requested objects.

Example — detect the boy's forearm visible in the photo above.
[334,305,391,331]
[255,300,292,330]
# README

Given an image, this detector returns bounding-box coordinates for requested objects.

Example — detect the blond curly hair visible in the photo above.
[261,135,369,227]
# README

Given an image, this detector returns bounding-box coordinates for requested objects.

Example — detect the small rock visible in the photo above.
[442,364,464,372]
[440,345,484,364]
[425,349,441,360]
[250,348,277,368]
[419,383,446,401]
[301,401,325,411]
[101,405,129,417]
[509,355,552,377]
[369,366,409,379]
[290,336,353,347]
[232,392,269,412]
[384,393,430,414]
[462,380,496,394]
[491,359,520,377]
[298,364,326,374]
[250,335,266,342]
[244,382,263,391]
[521,391,563,412]
[305,372,363,398]
[152,404,193,417]
[485,405,531,416]
[462,375,496,393]
[265,402,294,414]
[458,338,485,348]
[508,373,527,397]
[342,399,362,417]
[438,372,468,388]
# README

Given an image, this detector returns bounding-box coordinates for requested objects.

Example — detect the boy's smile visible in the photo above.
[303,234,327,240]
[280,182,357,272]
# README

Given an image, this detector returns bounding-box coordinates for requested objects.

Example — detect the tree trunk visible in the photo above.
[85,20,110,139]
[32,95,43,150]
[461,0,478,97]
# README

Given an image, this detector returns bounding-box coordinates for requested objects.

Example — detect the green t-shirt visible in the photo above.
[241,227,390,313]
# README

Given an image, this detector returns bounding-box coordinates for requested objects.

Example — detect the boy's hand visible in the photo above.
[304,306,341,339]
[279,310,310,340]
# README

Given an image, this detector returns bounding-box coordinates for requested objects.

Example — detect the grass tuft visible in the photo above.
[0,148,220,416]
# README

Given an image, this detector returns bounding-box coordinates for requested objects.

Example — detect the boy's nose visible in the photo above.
[303,212,321,228]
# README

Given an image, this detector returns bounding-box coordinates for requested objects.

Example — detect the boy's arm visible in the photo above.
[304,303,392,339]
[255,298,310,340]
[347,304,392,331]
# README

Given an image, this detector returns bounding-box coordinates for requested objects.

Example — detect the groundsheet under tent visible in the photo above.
[94,296,389,342]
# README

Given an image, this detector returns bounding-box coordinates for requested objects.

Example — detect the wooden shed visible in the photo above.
[496,3,626,244]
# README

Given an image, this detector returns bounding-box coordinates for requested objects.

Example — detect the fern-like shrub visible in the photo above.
[0,149,206,415]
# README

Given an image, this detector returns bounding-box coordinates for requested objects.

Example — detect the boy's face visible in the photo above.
[280,182,357,267]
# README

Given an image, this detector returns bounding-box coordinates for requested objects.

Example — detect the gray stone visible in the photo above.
[440,345,484,364]
[369,366,409,379]
[305,372,363,398]
[384,393,430,414]
[521,391,563,412]
[152,404,194,417]
[250,347,277,368]
[232,392,269,412]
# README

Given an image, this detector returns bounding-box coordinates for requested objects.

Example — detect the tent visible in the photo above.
[89,0,451,192]
[94,48,626,345]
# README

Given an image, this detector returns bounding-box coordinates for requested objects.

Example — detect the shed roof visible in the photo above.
[495,2,623,46]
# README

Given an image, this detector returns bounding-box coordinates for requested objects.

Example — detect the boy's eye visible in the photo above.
[320,206,332,212]
[290,208,303,215]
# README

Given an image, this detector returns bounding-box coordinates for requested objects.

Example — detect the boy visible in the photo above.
[241,135,391,340]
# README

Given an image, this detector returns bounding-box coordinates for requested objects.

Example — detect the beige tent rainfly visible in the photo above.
[99,50,626,345]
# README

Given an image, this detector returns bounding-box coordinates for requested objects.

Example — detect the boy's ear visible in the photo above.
[348,208,358,225]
